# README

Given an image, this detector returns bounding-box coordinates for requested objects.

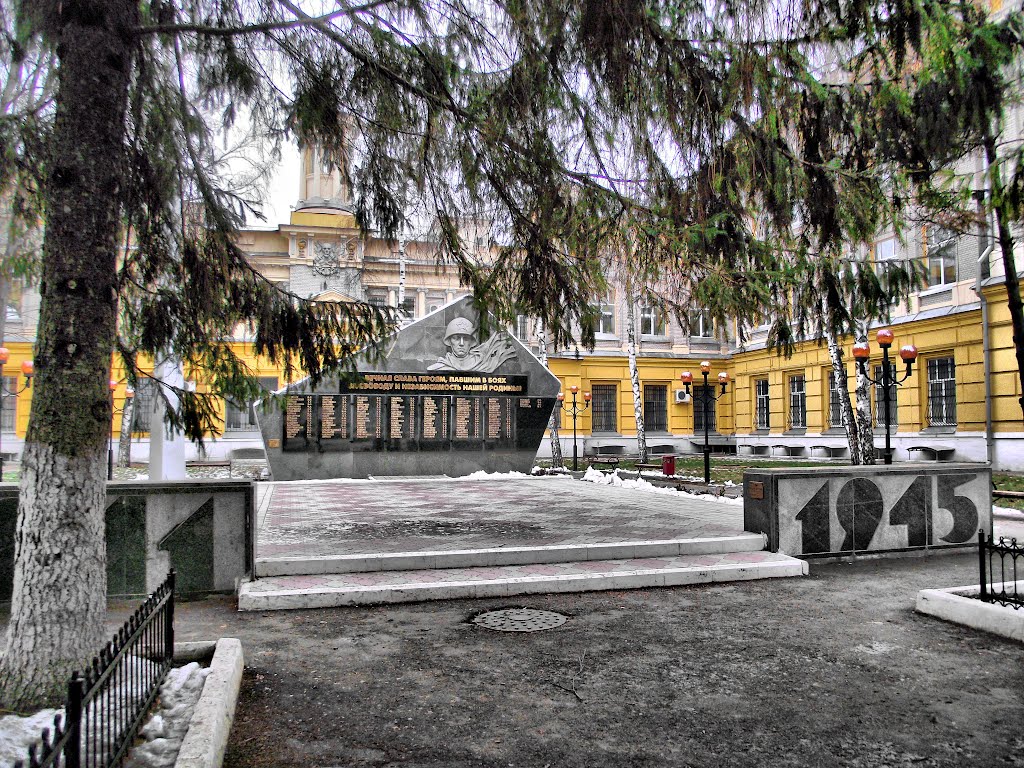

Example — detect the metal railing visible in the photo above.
[978,531,1022,610]
[16,570,175,768]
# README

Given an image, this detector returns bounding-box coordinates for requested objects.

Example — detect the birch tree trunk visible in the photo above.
[535,319,563,468]
[826,330,862,463]
[625,289,648,464]
[117,396,134,468]
[854,325,877,465]
[0,0,138,709]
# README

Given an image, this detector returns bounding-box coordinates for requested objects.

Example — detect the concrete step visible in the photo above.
[238,550,807,611]
[255,533,767,577]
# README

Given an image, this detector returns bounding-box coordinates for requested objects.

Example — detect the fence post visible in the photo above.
[65,671,84,768]
[165,569,175,661]
[978,529,988,602]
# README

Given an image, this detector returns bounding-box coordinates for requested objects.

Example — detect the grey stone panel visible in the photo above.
[0,482,254,600]
[744,463,991,557]
[259,296,560,480]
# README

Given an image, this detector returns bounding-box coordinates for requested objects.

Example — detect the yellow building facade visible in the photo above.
[1,151,1022,469]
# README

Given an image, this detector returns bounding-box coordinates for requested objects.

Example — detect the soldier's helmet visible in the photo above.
[443,317,477,343]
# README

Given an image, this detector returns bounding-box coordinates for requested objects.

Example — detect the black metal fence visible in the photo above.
[16,570,175,768]
[978,531,1022,610]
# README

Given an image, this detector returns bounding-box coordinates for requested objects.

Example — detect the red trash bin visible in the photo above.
[661,455,676,476]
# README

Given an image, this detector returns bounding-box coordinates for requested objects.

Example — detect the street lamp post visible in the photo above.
[0,347,33,481]
[556,385,591,471]
[852,328,918,465]
[109,380,135,480]
[681,361,729,484]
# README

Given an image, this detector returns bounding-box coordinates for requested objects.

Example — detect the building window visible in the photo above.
[591,384,617,432]
[131,378,156,434]
[693,386,717,432]
[788,375,806,429]
[873,236,898,275]
[639,305,666,336]
[927,357,957,427]
[925,226,957,287]
[873,363,898,428]
[225,376,279,432]
[643,385,668,432]
[755,379,770,430]
[689,310,714,338]
[597,293,616,335]
[366,289,388,307]
[827,371,844,429]
[1,377,16,432]
[513,315,531,341]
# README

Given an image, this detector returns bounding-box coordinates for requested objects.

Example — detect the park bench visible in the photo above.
[635,462,663,472]
[589,445,626,467]
[907,445,956,462]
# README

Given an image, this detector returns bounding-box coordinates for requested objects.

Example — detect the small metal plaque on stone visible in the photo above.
[748,481,764,500]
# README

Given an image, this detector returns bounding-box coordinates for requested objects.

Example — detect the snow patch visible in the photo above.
[0,707,64,766]
[125,662,212,768]
[581,467,744,505]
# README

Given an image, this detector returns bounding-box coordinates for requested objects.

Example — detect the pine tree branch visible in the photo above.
[135,0,394,37]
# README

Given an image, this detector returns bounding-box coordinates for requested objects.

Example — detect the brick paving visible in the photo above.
[255,476,747,559]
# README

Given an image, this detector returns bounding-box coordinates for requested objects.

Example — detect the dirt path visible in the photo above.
[159,551,1024,768]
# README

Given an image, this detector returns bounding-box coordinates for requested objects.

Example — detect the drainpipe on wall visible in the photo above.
[975,242,995,466]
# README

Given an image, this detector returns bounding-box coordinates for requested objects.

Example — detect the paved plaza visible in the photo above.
[255,476,748,560]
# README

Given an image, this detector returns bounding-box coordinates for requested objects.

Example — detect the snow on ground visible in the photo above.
[125,662,211,768]
[0,706,64,766]
[0,662,209,768]
[581,467,744,505]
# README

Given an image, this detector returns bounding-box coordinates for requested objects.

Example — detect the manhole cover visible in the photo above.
[472,608,568,632]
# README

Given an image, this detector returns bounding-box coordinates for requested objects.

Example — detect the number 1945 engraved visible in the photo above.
[793,474,978,554]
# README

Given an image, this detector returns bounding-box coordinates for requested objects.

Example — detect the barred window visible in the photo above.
[873,363,898,428]
[755,379,770,430]
[513,315,531,341]
[789,375,806,429]
[225,376,279,432]
[927,357,957,427]
[693,385,717,432]
[828,371,844,429]
[643,385,668,432]
[591,384,618,432]
[0,377,16,432]
[132,378,156,434]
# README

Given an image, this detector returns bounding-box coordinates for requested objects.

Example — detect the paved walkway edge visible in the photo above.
[255,534,768,576]
[175,637,245,768]
[238,558,808,611]
[915,582,1024,643]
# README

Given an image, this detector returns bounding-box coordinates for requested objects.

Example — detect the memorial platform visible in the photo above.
[238,475,807,610]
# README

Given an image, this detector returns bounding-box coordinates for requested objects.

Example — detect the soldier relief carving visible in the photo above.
[427,317,517,373]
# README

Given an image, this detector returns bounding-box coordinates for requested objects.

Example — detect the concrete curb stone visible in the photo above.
[916,583,1024,643]
[175,637,244,768]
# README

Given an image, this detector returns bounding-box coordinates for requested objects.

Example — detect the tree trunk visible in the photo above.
[0,0,138,709]
[117,395,134,468]
[625,289,647,464]
[985,137,1024,423]
[853,326,876,465]
[535,319,563,468]
[826,330,862,463]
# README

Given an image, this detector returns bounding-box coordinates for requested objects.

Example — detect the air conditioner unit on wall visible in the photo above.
[674,390,691,404]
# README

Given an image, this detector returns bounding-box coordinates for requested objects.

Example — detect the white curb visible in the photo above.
[175,638,245,768]
[916,582,1024,643]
